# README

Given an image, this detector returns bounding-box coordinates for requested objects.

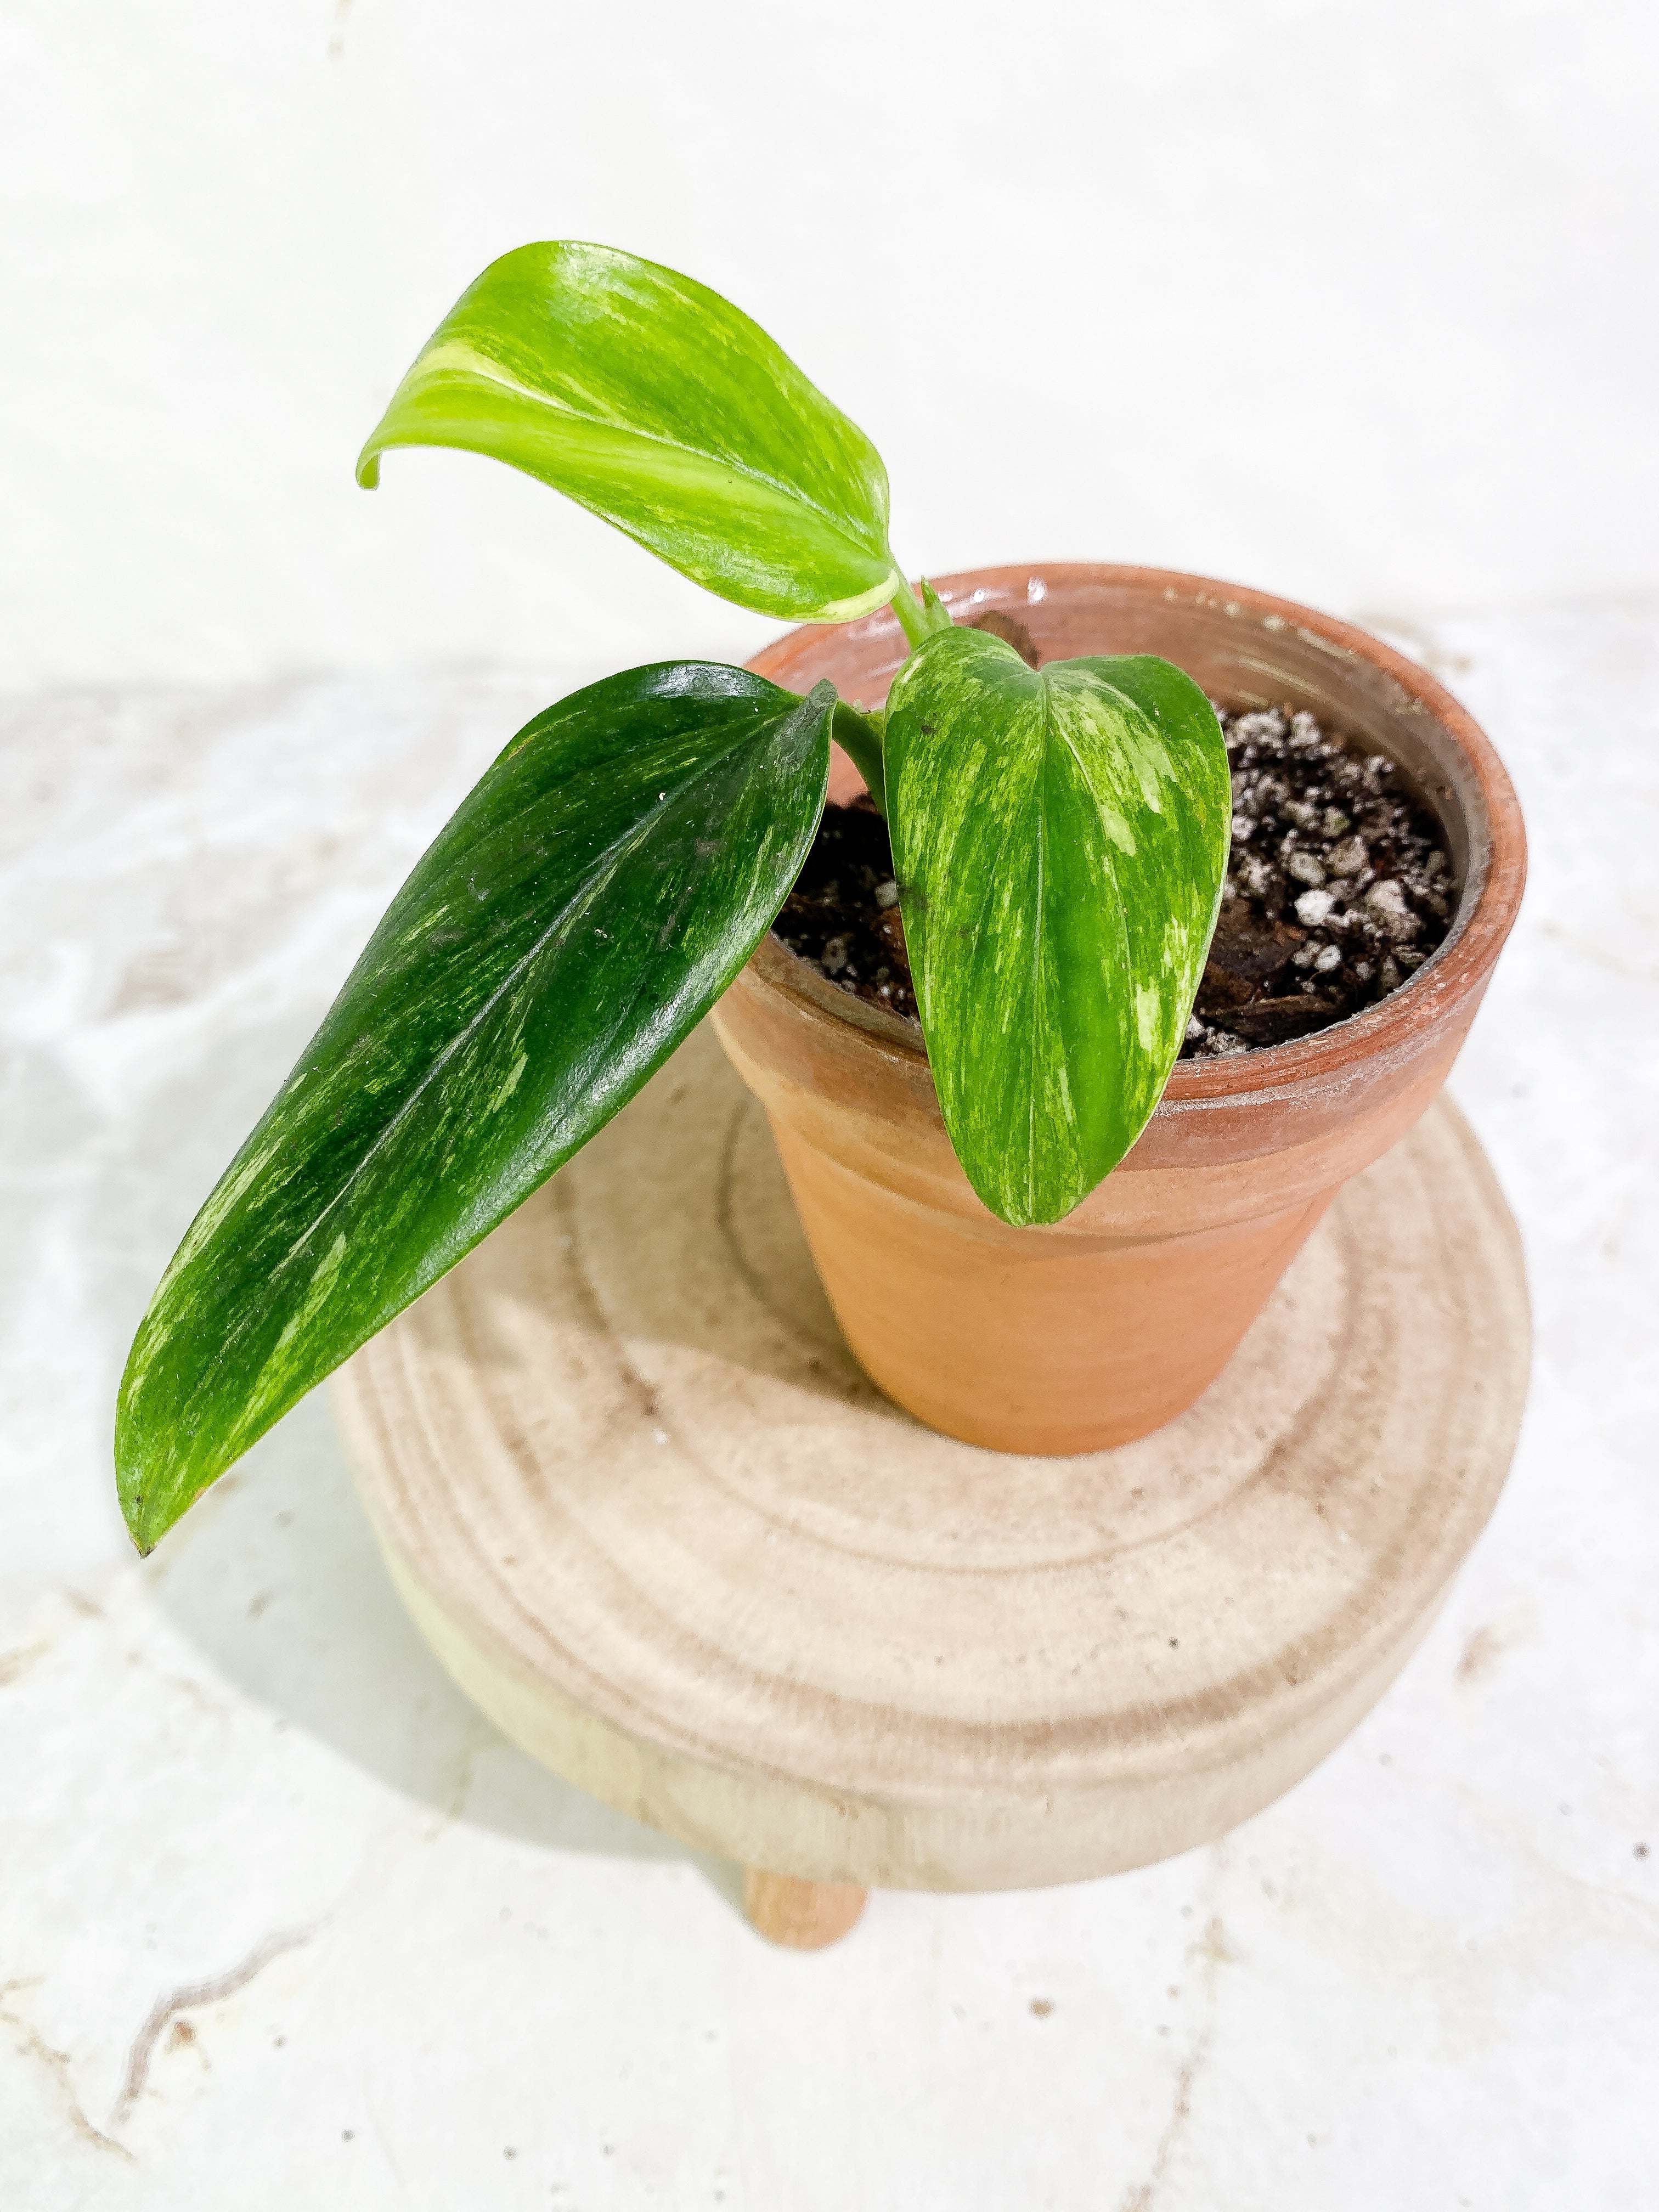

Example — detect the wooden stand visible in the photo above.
[334,1025,1528,1944]
[741,1870,867,1950]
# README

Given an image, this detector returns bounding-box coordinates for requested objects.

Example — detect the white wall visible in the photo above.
[3,0,1654,692]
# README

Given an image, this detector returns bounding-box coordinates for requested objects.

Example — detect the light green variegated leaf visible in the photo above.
[884,629,1231,1226]
[358,241,900,624]
[116,663,833,1551]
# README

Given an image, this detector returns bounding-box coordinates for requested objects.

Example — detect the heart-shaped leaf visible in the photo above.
[358,241,900,624]
[884,628,1231,1226]
[117,664,833,1550]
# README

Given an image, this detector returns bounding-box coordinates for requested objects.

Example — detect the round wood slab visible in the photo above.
[332,1023,1529,1893]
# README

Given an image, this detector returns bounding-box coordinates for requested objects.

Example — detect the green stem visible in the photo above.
[860,568,950,814]
[889,573,932,651]
[832,702,887,815]
[888,568,956,655]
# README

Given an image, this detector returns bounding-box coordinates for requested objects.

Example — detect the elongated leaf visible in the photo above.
[884,629,1231,1226]
[358,241,899,623]
[117,664,833,1550]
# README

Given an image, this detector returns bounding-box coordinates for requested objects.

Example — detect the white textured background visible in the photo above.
[3,0,1656,691]
[3,4,1657,2209]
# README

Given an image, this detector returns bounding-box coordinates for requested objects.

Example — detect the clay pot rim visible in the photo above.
[746,561,1527,1102]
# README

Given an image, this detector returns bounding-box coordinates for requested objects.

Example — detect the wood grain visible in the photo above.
[334,1022,1529,1892]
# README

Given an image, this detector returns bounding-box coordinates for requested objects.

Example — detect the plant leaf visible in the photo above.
[884,629,1231,1227]
[116,664,833,1550]
[358,241,900,624]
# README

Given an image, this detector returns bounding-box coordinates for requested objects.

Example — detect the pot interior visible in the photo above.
[774,568,1496,955]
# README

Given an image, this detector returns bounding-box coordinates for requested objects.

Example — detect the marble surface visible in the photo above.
[2,605,1656,2208]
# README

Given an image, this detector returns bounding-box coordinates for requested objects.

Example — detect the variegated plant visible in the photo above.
[116,242,1230,1550]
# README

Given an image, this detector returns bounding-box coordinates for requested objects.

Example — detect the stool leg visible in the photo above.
[742,1867,866,1949]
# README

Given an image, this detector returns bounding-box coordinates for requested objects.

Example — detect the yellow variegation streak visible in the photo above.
[358,241,905,624]
[884,629,1231,1226]
[116,664,834,1551]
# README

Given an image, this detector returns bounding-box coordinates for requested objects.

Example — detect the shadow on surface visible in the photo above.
[432,1024,894,1427]
[135,1392,744,1915]
[78,1017,803,1922]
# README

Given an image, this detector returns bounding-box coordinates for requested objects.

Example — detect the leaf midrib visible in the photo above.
[411,342,891,575]
[1024,679,1138,1214]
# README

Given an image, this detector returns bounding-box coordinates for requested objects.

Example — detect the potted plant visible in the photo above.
[115,242,1525,1550]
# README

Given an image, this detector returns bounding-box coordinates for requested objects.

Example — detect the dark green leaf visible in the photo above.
[116,664,833,1550]
[884,629,1231,1226]
[358,241,901,624]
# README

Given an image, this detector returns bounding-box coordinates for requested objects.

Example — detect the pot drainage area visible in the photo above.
[772,695,1455,1057]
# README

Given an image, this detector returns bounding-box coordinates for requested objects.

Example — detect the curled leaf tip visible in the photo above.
[345,241,894,621]
[356,449,382,490]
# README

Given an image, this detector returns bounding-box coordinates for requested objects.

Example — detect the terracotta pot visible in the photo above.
[710,564,1526,1455]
